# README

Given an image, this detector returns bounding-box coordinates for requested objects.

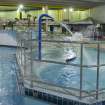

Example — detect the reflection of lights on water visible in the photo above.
[10,70,15,75]
[82,48,93,65]
[71,81,77,84]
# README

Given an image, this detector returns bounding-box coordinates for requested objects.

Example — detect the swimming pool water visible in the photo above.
[38,46,105,92]
[14,28,105,93]
[4,29,105,103]
[0,46,52,105]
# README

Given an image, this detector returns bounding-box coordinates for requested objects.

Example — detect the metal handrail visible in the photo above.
[16,27,105,102]
[25,57,105,68]
[22,39,105,44]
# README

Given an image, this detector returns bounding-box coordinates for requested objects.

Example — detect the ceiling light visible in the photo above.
[42,7,45,11]
[69,8,74,12]
[63,9,67,12]
[19,4,24,9]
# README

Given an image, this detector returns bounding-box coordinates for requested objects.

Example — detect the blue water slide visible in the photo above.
[38,14,53,60]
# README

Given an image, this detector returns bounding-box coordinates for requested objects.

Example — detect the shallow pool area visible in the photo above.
[39,47,105,91]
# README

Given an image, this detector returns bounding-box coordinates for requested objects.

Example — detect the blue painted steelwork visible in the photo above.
[38,14,53,60]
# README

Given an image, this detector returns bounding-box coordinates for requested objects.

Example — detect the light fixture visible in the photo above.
[69,8,74,12]
[63,9,67,12]
[17,4,24,13]
[19,4,24,9]
[42,7,45,11]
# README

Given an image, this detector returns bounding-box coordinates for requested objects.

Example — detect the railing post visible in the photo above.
[30,30,33,87]
[38,17,42,60]
[16,41,19,60]
[23,39,26,77]
[96,43,100,99]
[20,40,23,66]
[80,43,83,99]
[18,40,21,64]
[22,40,24,66]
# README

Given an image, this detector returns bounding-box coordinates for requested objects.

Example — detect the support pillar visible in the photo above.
[42,6,48,32]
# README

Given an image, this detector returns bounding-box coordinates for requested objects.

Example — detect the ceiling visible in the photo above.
[0,0,105,10]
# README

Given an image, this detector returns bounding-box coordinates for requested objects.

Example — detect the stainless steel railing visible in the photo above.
[16,29,105,104]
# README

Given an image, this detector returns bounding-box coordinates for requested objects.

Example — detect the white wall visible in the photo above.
[90,5,105,23]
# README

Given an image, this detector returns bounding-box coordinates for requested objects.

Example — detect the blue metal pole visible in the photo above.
[38,14,53,60]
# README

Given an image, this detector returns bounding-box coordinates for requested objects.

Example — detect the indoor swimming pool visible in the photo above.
[0,0,105,104]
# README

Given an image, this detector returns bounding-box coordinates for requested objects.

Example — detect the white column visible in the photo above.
[42,5,49,33]
[42,5,48,14]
